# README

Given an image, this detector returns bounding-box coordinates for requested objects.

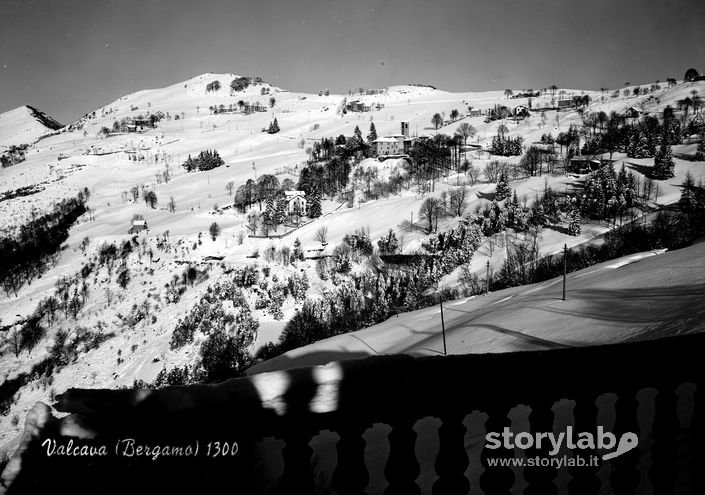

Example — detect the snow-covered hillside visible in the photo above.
[250,241,705,374]
[1,72,704,459]
[0,105,61,149]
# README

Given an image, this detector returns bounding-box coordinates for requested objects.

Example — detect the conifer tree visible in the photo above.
[495,171,511,200]
[627,130,650,158]
[568,208,582,236]
[354,125,363,140]
[264,196,275,227]
[662,106,682,145]
[209,222,221,241]
[510,189,520,210]
[377,229,400,254]
[292,238,304,262]
[308,187,322,218]
[532,204,547,227]
[275,198,287,225]
[679,171,698,212]
[367,122,377,142]
[645,129,657,157]
[507,190,521,227]
[696,131,705,161]
[652,140,675,180]
[183,154,195,172]
[268,118,280,134]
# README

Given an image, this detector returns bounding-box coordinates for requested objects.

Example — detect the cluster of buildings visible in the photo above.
[345,100,385,113]
[372,122,415,157]
[213,103,267,115]
[126,118,155,133]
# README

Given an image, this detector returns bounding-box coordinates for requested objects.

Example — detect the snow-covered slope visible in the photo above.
[0,105,61,148]
[1,72,704,460]
[250,241,705,374]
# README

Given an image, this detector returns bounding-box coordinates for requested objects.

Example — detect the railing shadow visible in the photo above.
[1,332,704,495]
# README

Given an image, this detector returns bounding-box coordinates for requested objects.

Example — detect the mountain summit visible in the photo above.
[0,105,62,148]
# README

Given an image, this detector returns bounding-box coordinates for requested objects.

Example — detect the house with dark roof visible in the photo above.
[128,219,148,234]
[345,100,371,113]
[514,105,530,118]
[623,107,643,119]
[568,156,615,174]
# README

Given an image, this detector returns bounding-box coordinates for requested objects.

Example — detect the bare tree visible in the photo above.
[419,197,444,233]
[483,160,506,183]
[315,226,328,244]
[467,163,480,186]
[9,329,21,358]
[449,187,468,217]
[642,177,654,203]
[143,190,157,208]
[455,123,477,147]
[226,180,234,196]
[431,113,443,130]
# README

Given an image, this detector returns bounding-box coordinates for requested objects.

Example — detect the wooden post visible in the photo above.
[486,260,490,295]
[440,293,447,356]
[562,244,567,301]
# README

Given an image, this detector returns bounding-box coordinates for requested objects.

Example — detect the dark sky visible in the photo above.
[1,0,704,124]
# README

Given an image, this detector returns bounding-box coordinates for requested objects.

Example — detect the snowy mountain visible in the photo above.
[0,105,62,149]
[1,72,704,461]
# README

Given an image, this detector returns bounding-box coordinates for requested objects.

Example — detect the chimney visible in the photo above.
[401,121,409,137]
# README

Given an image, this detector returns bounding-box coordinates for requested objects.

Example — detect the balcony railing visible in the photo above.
[1,331,703,494]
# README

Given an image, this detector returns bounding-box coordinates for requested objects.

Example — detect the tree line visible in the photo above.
[1,190,89,296]
[182,150,224,172]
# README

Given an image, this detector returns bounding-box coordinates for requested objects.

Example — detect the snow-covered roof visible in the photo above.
[571,156,601,162]
[375,137,401,143]
[132,219,146,226]
[285,190,305,198]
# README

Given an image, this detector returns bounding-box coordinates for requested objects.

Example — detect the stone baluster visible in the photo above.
[688,384,705,494]
[480,405,514,495]
[432,411,470,495]
[648,386,679,495]
[524,397,557,495]
[609,390,640,495]
[384,417,421,495]
[567,396,600,495]
[278,426,316,494]
[332,423,370,495]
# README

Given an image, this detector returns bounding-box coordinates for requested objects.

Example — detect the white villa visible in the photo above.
[374,122,414,156]
[285,191,308,215]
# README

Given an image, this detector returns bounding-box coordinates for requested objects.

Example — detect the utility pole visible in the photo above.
[439,292,447,356]
[562,243,568,301]
[486,260,490,295]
